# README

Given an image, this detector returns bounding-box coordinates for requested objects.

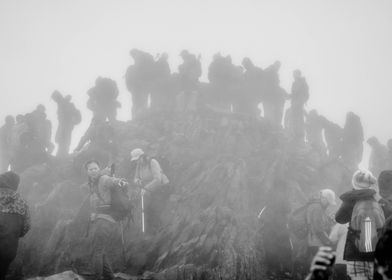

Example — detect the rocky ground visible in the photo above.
[8,111,352,280]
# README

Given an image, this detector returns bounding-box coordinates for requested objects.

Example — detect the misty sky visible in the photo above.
[1,0,392,167]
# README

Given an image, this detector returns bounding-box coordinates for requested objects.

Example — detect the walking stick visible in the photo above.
[257,206,267,219]
[141,191,145,233]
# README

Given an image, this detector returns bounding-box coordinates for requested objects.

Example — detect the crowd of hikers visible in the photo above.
[1,49,392,280]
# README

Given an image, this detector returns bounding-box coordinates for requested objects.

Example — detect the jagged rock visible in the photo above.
[15,111,353,280]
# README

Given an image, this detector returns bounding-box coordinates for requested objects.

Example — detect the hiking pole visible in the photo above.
[120,220,126,264]
[257,206,267,219]
[141,191,145,233]
[287,223,294,250]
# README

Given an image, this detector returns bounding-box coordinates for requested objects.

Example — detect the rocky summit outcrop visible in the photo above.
[11,111,352,280]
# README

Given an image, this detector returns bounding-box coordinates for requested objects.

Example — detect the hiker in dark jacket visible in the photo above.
[0,171,31,280]
[336,170,383,280]
[374,230,392,280]
[378,170,392,220]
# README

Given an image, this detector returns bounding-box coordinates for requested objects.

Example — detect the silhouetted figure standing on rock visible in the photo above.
[285,69,309,141]
[125,49,155,118]
[31,105,54,154]
[208,53,231,111]
[341,112,364,170]
[367,137,388,178]
[150,53,172,111]
[263,61,288,125]
[10,108,51,173]
[386,139,392,169]
[51,91,81,157]
[0,116,15,172]
[306,110,327,158]
[87,77,121,123]
[238,57,263,116]
[290,69,309,109]
[176,50,202,112]
[0,171,31,280]
[74,118,116,167]
[320,116,343,160]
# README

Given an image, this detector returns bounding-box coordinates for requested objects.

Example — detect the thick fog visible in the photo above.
[1,0,392,166]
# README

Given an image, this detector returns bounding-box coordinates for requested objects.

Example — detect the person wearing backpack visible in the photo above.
[378,170,392,220]
[74,160,129,280]
[131,148,170,235]
[336,170,385,280]
[306,189,336,265]
[289,189,336,280]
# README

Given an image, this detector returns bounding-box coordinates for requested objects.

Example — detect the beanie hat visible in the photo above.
[352,169,376,190]
[320,189,337,206]
[130,148,144,161]
[0,171,20,191]
[378,170,392,198]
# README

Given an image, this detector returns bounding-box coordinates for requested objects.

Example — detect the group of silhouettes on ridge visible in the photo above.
[0,49,388,177]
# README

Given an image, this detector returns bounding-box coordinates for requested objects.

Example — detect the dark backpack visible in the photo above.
[110,183,133,222]
[344,199,385,261]
[288,203,310,240]
[93,175,133,222]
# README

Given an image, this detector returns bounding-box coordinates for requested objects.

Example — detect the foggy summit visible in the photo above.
[1,48,392,280]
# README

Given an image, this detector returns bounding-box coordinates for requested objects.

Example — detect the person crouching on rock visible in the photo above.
[0,171,31,280]
[131,148,170,235]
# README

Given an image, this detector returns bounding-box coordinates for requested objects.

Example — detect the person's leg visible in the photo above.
[0,258,12,280]
[79,219,116,280]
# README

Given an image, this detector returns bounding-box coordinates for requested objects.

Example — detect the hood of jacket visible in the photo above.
[0,188,28,216]
[339,188,376,203]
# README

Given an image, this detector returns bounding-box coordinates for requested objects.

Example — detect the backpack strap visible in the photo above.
[89,175,107,205]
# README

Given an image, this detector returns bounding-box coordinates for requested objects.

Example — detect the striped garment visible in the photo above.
[346,261,374,280]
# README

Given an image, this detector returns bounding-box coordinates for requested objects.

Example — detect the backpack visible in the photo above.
[110,182,134,222]
[288,203,310,240]
[93,174,133,223]
[148,156,171,185]
[344,199,385,261]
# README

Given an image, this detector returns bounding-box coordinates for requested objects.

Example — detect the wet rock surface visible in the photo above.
[10,112,352,280]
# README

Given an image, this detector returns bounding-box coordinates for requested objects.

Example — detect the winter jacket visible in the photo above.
[87,174,124,223]
[134,159,169,192]
[379,197,392,219]
[306,200,332,247]
[335,189,376,224]
[0,187,31,263]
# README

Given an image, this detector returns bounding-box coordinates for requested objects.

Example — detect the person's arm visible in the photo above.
[329,224,340,244]
[335,201,354,224]
[309,206,332,246]
[305,247,335,280]
[21,204,31,237]
[74,124,93,152]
